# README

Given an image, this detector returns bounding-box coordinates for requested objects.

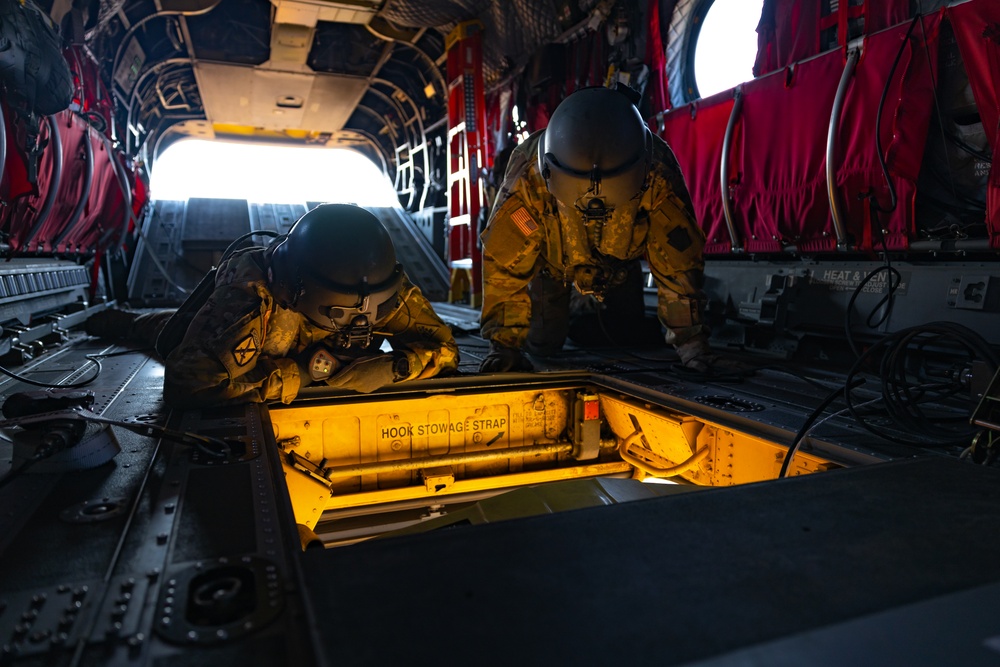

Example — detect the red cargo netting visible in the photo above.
[656,90,735,255]
[662,15,942,255]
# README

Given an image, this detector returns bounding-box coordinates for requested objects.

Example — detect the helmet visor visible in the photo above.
[540,125,651,210]
[543,154,648,211]
[294,264,404,332]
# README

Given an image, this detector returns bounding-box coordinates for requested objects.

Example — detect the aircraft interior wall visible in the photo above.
[0,0,994,441]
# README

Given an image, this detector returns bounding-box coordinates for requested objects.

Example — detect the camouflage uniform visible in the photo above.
[162,248,459,408]
[480,130,707,352]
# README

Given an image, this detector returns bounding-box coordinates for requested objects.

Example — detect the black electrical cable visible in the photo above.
[844,322,1000,447]
[783,323,998,476]
[843,261,901,359]
[0,346,227,457]
[778,378,867,479]
[0,347,156,390]
[755,365,835,391]
[0,408,230,469]
[97,415,230,459]
[0,356,102,388]
[870,14,921,217]
[844,16,922,360]
[222,229,279,261]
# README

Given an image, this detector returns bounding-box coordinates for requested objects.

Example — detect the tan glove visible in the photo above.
[479,342,533,373]
[85,308,138,340]
[675,337,754,375]
[325,353,409,393]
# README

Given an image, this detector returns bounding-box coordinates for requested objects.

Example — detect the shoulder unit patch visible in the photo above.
[667,225,693,252]
[232,331,259,366]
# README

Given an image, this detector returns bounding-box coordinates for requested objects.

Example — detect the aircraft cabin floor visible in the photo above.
[0,304,997,665]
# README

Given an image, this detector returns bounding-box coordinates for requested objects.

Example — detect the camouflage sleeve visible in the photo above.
[478,136,547,349]
[645,139,710,345]
[163,280,301,408]
[378,276,460,379]
[479,188,545,349]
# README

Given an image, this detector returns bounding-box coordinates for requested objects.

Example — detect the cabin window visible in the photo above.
[149,139,399,206]
[692,0,762,98]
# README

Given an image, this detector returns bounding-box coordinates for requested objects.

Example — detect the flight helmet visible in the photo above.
[268,204,403,346]
[537,86,652,222]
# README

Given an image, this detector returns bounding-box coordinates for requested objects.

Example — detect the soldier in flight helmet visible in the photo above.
[479,86,738,373]
[154,203,459,407]
[267,203,405,346]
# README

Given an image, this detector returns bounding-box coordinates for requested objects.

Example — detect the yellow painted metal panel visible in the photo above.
[598,393,837,486]
[271,383,839,531]
[321,462,635,511]
[281,458,331,530]
[271,388,583,510]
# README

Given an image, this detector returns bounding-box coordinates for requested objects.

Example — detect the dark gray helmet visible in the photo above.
[268,204,403,336]
[537,87,652,211]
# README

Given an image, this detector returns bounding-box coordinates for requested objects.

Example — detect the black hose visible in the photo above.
[779,378,866,479]
[844,322,999,447]
[870,14,921,216]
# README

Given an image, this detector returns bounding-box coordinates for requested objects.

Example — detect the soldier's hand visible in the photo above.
[479,343,533,373]
[84,308,138,340]
[325,354,400,393]
[295,344,342,385]
[675,337,753,375]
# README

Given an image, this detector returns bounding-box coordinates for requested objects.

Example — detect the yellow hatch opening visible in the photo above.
[269,384,838,545]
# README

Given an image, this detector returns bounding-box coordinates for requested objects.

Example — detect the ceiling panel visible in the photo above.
[194,62,369,132]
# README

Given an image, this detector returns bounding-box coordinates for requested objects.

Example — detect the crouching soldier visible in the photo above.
[91,204,459,407]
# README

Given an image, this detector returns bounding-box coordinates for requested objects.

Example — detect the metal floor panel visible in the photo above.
[0,329,991,665]
[450,327,917,465]
[301,457,1000,666]
[0,338,317,665]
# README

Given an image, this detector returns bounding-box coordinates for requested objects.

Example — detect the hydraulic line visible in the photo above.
[618,430,709,478]
[316,442,575,479]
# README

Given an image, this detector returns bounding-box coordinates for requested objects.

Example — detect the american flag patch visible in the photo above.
[511,207,538,236]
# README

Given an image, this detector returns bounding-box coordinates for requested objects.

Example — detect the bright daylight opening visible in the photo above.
[149,139,400,207]
[693,0,763,99]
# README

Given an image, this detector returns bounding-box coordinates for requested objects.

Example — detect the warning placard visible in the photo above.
[811,268,909,295]
[378,417,508,439]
